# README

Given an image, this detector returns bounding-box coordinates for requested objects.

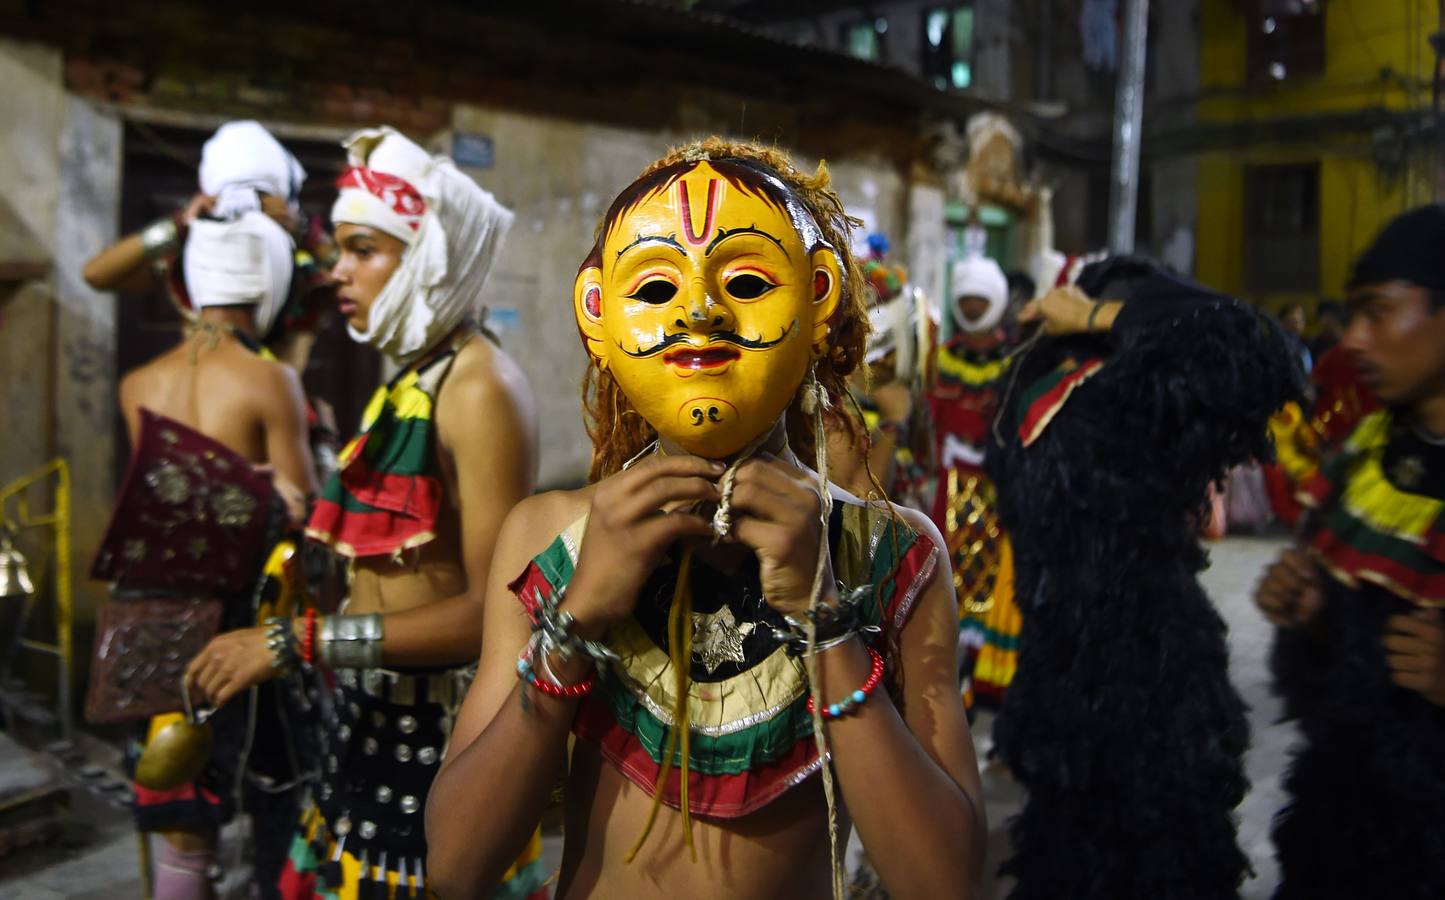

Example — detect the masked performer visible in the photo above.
[426,139,984,900]
[183,126,543,899]
[1256,205,1445,900]
[830,234,933,508]
[927,255,1019,713]
[108,146,320,898]
[989,256,1299,900]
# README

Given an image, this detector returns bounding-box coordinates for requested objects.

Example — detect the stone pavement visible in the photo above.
[0,536,1295,898]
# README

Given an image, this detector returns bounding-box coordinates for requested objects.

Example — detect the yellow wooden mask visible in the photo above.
[575,160,843,458]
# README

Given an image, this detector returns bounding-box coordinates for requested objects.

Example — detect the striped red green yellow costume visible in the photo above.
[509,494,936,819]
[1297,410,1445,605]
[304,355,450,559]
[288,339,548,900]
[927,336,1025,712]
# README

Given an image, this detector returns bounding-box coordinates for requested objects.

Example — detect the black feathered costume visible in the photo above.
[987,259,1300,900]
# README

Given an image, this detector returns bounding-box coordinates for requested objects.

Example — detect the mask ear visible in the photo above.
[573,265,608,369]
[808,244,844,355]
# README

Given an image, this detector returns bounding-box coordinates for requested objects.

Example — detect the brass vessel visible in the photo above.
[133,677,214,791]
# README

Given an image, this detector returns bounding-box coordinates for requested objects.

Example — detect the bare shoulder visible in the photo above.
[437,335,536,420]
[889,502,947,554]
[228,348,306,411]
[117,363,148,406]
[491,486,595,581]
[875,500,955,638]
[828,482,943,549]
[501,487,593,551]
[117,361,160,423]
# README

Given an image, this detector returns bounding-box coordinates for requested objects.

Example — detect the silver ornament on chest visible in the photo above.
[691,605,757,674]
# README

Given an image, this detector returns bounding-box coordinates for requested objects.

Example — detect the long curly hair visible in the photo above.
[580,137,870,482]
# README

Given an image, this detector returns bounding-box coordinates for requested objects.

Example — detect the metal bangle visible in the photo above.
[317,613,384,669]
[771,583,877,656]
[139,216,180,260]
[263,617,299,672]
[803,632,866,657]
[530,585,619,669]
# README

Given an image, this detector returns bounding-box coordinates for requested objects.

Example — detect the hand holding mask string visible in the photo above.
[573,139,871,900]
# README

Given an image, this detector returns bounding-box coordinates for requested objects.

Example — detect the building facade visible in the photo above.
[1195,0,1440,312]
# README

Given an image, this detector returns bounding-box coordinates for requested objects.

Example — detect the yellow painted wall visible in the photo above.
[1195,0,1437,308]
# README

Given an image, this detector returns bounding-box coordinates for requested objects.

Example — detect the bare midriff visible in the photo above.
[555,743,840,900]
[344,508,465,616]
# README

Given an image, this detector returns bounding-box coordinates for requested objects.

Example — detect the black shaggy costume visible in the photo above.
[1270,571,1445,898]
[987,258,1301,900]
[1269,424,1445,899]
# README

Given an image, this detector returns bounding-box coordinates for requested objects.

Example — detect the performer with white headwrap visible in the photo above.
[83,121,331,350]
[98,119,322,900]
[183,126,545,899]
[926,254,1021,715]
[835,233,937,510]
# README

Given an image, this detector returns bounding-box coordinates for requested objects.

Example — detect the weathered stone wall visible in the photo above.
[0,37,64,487]
[53,98,123,626]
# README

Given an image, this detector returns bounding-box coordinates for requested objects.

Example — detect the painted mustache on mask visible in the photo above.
[622,321,799,358]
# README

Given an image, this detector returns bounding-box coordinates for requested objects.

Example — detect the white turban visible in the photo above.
[866,291,918,378]
[183,211,295,337]
[949,255,1008,333]
[330,126,515,365]
[199,121,306,221]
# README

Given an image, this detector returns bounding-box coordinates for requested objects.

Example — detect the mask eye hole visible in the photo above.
[725,273,775,300]
[629,280,678,305]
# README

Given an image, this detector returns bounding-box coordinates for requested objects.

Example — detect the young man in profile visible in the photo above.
[1257,204,1445,899]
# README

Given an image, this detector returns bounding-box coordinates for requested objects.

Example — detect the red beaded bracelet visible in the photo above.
[517,653,597,699]
[806,646,886,719]
[301,608,318,665]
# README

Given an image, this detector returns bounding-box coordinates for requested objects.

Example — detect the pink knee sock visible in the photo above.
[153,839,214,900]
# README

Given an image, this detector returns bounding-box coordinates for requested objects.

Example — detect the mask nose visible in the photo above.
[674,288,732,331]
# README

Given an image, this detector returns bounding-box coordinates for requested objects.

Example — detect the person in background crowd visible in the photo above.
[1280,301,1313,375]
[991,256,1299,900]
[83,120,343,483]
[1256,204,1445,900]
[830,231,934,510]
[106,121,322,900]
[928,255,1020,716]
[182,126,545,899]
[1311,300,1346,362]
[97,120,320,900]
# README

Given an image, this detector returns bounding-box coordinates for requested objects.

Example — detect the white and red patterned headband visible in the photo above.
[331,165,427,245]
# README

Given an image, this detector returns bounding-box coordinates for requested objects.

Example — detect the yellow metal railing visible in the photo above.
[0,457,73,737]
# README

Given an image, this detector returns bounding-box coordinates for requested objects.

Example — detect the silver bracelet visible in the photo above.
[530,585,619,669]
[263,617,299,672]
[317,613,384,669]
[139,216,180,260]
[803,632,867,657]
